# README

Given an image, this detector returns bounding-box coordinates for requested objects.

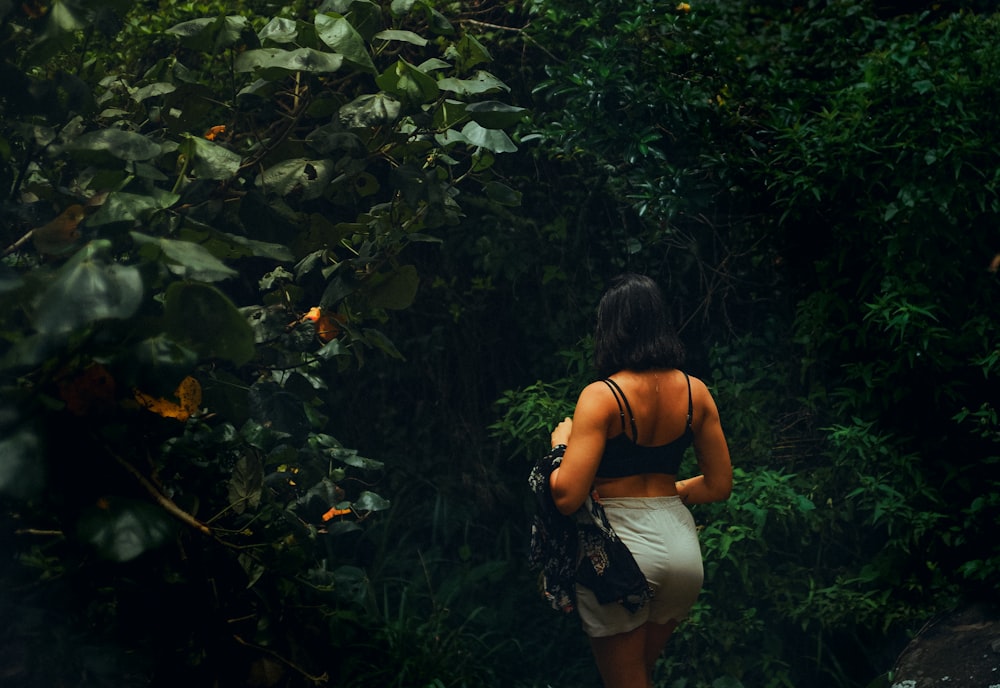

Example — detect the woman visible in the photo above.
[548,273,732,688]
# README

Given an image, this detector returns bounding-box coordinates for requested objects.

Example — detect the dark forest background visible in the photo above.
[1,1,997,686]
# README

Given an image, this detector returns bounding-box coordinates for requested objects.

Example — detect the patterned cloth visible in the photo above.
[528,446,654,614]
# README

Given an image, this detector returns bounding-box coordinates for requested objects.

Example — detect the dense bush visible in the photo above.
[0,0,527,684]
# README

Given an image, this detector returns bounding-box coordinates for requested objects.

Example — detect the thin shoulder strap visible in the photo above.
[602,377,638,439]
[683,371,693,428]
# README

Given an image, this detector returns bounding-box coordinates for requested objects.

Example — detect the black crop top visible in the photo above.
[593,374,694,479]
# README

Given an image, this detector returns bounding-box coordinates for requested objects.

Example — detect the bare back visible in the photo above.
[593,368,692,499]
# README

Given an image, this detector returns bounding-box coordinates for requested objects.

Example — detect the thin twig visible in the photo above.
[110,452,212,536]
[457,17,563,63]
[2,229,33,257]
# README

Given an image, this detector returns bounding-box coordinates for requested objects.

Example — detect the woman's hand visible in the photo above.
[550,417,573,448]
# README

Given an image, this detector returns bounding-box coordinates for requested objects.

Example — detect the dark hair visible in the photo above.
[593,273,685,378]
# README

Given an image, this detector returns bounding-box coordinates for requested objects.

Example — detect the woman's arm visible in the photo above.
[548,384,610,515]
[677,378,732,505]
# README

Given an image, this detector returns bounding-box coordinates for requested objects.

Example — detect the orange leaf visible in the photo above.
[134,376,203,421]
[33,204,85,256]
[57,363,116,416]
[300,307,342,342]
[315,312,342,342]
[321,507,352,522]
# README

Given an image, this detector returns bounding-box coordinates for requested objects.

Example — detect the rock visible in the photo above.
[891,602,1000,688]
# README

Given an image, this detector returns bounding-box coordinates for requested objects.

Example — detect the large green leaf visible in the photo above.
[460,121,517,153]
[373,29,427,47]
[328,447,384,471]
[321,0,382,40]
[425,7,453,35]
[66,129,162,162]
[31,241,143,335]
[132,232,238,282]
[389,0,418,14]
[366,264,419,310]
[179,134,242,181]
[163,282,255,366]
[228,454,263,515]
[339,93,401,128]
[256,158,337,201]
[50,0,86,32]
[315,13,375,74]
[234,48,344,75]
[353,490,390,512]
[437,70,509,96]
[258,17,300,45]
[319,271,356,309]
[448,34,491,71]
[464,101,528,129]
[167,16,252,52]
[76,496,177,562]
[87,190,180,227]
[131,82,176,103]
[376,59,439,105]
[433,99,470,129]
[298,477,341,509]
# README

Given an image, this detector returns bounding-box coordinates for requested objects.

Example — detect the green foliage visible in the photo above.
[489,339,592,459]
[0,0,526,683]
[511,2,1000,684]
[766,5,1000,614]
[490,379,576,456]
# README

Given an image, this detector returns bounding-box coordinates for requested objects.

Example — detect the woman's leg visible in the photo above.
[644,620,679,677]
[589,620,678,688]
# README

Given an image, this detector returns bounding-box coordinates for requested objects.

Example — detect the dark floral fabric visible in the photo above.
[528,447,653,614]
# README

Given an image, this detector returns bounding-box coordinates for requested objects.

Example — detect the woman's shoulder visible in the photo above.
[682,373,722,419]
[575,379,622,414]
[678,370,709,392]
[579,378,615,400]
